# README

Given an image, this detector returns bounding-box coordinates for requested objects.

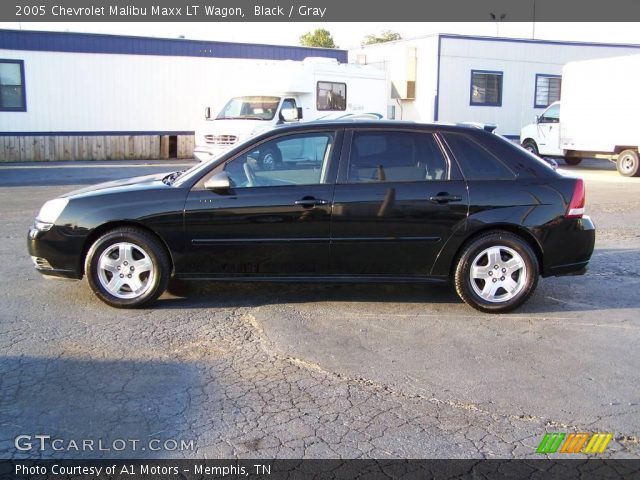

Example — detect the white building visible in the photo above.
[0,29,346,161]
[349,34,640,139]
[4,30,640,162]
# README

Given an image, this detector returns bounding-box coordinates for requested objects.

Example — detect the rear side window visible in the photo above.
[347,131,448,183]
[442,133,515,180]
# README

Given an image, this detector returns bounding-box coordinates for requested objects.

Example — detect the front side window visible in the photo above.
[223,132,335,188]
[538,103,560,123]
[470,70,503,106]
[535,74,561,108]
[216,96,280,121]
[442,133,515,180]
[0,60,26,111]
[317,81,346,111]
[347,131,448,183]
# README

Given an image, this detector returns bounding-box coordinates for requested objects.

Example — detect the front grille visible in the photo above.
[204,135,238,146]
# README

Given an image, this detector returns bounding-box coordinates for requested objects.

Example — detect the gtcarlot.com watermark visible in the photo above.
[15,435,195,452]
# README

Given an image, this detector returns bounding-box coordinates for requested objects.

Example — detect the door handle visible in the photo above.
[429,193,462,204]
[294,197,329,208]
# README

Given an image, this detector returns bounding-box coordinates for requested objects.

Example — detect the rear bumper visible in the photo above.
[542,215,596,277]
[546,262,589,277]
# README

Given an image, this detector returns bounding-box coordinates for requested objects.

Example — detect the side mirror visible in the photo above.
[297,107,303,120]
[280,108,299,122]
[204,171,230,192]
[535,115,541,123]
[205,107,211,120]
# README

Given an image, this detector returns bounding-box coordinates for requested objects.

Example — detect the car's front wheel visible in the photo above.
[85,227,170,308]
[521,139,539,156]
[564,156,582,166]
[259,147,282,170]
[454,232,539,313]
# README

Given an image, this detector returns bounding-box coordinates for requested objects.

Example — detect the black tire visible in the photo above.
[522,139,539,156]
[616,149,640,177]
[454,231,539,313]
[564,156,582,166]
[259,147,282,170]
[85,227,170,308]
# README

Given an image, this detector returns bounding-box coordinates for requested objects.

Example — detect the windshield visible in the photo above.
[216,96,280,121]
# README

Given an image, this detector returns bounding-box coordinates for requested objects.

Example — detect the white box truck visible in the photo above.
[520,54,640,177]
[193,57,387,164]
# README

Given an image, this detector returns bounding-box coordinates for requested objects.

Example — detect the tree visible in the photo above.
[361,30,402,46]
[299,28,337,49]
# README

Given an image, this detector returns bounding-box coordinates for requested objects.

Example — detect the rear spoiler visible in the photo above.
[458,122,498,133]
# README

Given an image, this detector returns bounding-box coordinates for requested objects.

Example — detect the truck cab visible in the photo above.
[194,95,303,164]
[520,102,564,158]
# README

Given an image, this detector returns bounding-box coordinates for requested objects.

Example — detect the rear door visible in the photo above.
[329,128,469,276]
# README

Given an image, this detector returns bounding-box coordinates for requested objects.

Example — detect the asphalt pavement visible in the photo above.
[0,158,638,459]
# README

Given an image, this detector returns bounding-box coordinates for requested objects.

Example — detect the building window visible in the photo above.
[534,74,561,108]
[317,81,346,111]
[470,70,503,107]
[0,59,26,111]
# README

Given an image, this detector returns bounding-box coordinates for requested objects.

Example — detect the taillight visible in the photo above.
[566,178,585,218]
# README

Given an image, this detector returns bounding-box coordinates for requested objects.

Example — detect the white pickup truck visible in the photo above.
[520,55,640,177]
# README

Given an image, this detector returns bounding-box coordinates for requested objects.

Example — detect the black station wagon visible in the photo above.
[28,121,595,312]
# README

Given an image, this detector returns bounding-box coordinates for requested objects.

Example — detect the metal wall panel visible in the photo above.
[437,36,640,136]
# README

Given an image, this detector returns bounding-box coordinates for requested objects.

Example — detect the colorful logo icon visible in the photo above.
[536,432,613,454]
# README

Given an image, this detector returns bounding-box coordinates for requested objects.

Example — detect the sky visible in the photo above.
[2,22,640,49]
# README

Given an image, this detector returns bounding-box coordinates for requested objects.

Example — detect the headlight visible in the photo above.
[36,198,69,224]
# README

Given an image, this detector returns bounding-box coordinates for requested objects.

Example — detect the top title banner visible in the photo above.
[3,0,640,22]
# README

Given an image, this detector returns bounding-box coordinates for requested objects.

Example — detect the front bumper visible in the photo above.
[27,224,84,280]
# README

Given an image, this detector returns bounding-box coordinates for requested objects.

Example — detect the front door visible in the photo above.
[536,103,562,156]
[183,129,340,276]
[330,129,469,276]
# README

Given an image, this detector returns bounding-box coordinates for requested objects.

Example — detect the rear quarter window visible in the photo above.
[442,132,516,180]
[479,133,558,177]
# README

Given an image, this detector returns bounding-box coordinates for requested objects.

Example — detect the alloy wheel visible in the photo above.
[469,246,527,303]
[97,242,155,299]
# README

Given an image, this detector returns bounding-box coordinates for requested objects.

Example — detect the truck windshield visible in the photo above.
[216,96,280,121]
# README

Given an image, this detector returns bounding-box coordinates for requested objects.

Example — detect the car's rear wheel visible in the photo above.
[454,232,539,313]
[86,227,170,308]
[616,149,640,177]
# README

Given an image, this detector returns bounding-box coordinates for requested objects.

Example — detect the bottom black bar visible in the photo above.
[1,459,640,480]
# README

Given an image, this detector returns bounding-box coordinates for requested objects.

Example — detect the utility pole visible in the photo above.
[532,0,537,39]
[490,12,506,37]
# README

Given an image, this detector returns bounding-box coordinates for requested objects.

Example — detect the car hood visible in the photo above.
[62,172,172,199]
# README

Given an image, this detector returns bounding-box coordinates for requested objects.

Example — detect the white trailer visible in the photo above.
[520,54,640,177]
[193,57,387,163]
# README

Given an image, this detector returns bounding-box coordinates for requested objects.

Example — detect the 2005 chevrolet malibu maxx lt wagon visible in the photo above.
[28,121,595,313]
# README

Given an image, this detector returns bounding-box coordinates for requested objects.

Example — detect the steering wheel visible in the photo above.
[243,161,258,187]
